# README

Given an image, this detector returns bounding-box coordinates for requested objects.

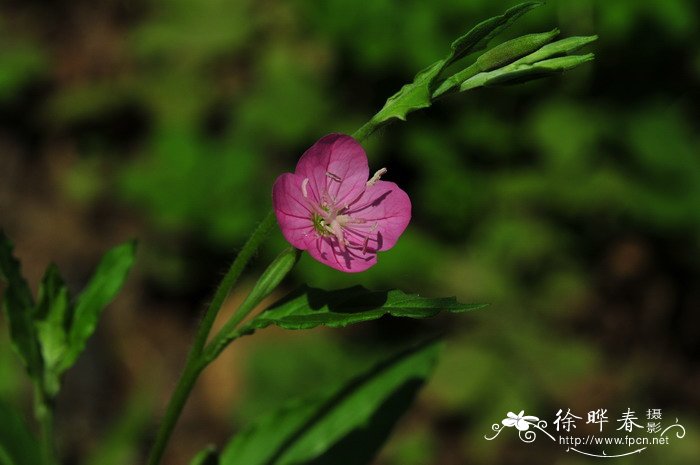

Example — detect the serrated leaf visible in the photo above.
[232,285,484,338]
[220,339,442,465]
[369,2,541,127]
[461,53,595,91]
[0,232,41,378]
[371,60,445,124]
[58,241,136,373]
[190,446,218,465]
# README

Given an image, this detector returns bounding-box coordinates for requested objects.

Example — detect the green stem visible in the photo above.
[146,112,383,465]
[34,386,56,465]
[145,212,275,465]
[202,248,301,365]
[352,120,379,143]
[191,211,276,357]
[201,300,254,365]
[145,361,204,465]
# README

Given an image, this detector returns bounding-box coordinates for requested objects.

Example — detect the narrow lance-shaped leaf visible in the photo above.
[511,35,599,65]
[34,264,72,395]
[58,240,136,373]
[0,232,41,378]
[220,339,443,465]
[226,285,485,341]
[367,2,541,127]
[204,248,302,361]
[237,247,301,315]
[460,53,595,91]
[447,1,542,65]
[434,28,561,97]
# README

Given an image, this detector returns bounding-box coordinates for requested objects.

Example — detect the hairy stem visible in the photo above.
[145,361,204,465]
[146,113,383,465]
[145,212,275,465]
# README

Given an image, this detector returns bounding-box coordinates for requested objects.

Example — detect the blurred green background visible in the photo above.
[1,0,700,464]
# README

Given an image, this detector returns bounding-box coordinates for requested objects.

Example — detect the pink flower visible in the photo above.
[272,134,411,273]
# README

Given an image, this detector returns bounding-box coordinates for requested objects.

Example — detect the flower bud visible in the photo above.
[476,28,560,71]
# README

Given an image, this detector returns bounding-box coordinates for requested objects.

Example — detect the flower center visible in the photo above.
[312,212,331,236]
[301,174,376,250]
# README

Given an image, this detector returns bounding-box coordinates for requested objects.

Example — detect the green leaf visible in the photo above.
[367,2,541,127]
[233,285,484,338]
[512,35,599,65]
[0,400,41,465]
[203,247,302,362]
[220,339,443,465]
[475,29,560,71]
[447,1,543,66]
[460,53,595,91]
[34,264,72,395]
[190,446,218,465]
[0,232,41,378]
[58,241,136,373]
[371,60,445,124]
[239,247,301,314]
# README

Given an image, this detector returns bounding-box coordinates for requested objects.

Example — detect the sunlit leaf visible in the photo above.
[220,339,443,465]
[34,264,71,395]
[368,2,541,127]
[512,35,599,65]
[58,241,136,373]
[460,53,595,91]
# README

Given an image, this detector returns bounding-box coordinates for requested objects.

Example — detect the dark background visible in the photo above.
[1,0,699,464]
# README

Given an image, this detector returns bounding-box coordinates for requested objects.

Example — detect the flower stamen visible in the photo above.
[362,223,378,253]
[367,168,387,187]
[329,219,346,251]
[326,171,342,182]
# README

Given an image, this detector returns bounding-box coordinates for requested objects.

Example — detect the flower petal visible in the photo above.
[306,236,377,273]
[272,172,315,250]
[295,134,369,208]
[346,180,411,251]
